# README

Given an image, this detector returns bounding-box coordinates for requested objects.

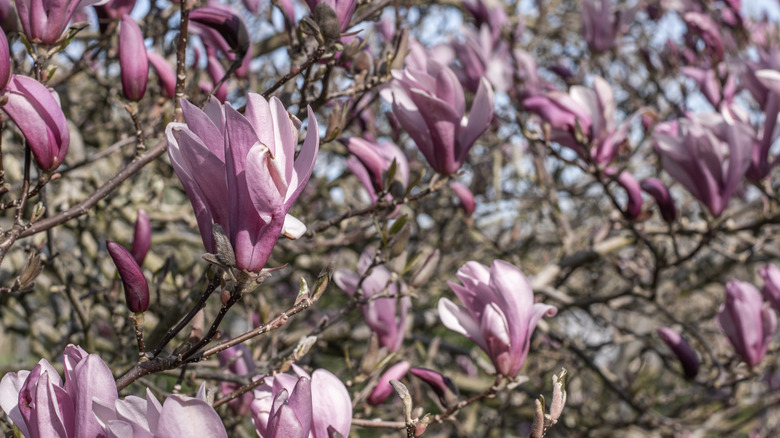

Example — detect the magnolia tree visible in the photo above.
[0,0,779,435]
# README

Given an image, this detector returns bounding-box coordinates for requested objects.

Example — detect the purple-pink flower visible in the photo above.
[717,280,777,367]
[760,264,780,314]
[251,366,351,438]
[107,240,150,313]
[381,59,494,175]
[92,383,228,437]
[0,345,118,438]
[653,113,752,217]
[640,178,677,223]
[368,361,410,405]
[439,260,557,377]
[340,137,409,203]
[334,248,410,352]
[15,0,85,45]
[165,94,319,272]
[132,208,151,266]
[524,76,630,167]
[580,0,637,53]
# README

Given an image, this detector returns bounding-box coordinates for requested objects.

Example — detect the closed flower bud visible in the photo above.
[107,241,149,313]
[640,178,676,223]
[409,368,459,409]
[760,264,780,314]
[657,327,699,379]
[131,209,151,266]
[368,361,410,405]
[119,15,149,102]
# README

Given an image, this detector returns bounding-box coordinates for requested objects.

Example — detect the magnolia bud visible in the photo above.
[119,15,149,102]
[409,367,459,409]
[107,241,149,313]
[131,209,151,266]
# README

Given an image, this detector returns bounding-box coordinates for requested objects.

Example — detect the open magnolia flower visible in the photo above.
[166,94,319,272]
[439,260,557,377]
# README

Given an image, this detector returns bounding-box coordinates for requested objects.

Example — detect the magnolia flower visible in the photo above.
[381,60,494,175]
[340,137,409,203]
[409,368,459,409]
[640,178,676,223]
[93,383,228,437]
[657,327,699,380]
[334,248,410,352]
[218,345,256,416]
[653,113,752,217]
[368,361,410,405]
[450,181,475,216]
[251,366,351,438]
[760,264,780,314]
[119,15,148,102]
[165,94,319,272]
[452,25,512,93]
[15,0,86,44]
[439,260,557,377]
[580,0,637,53]
[524,76,630,167]
[0,29,69,172]
[147,52,176,99]
[717,280,777,367]
[0,345,118,438]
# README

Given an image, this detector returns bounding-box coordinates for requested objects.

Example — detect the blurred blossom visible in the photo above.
[132,209,151,266]
[252,366,351,438]
[640,178,677,223]
[305,0,356,32]
[653,113,752,217]
[409,368,459,409]
[93,383,228,437]
[119,15,148,102]
[382,59,494,174]
[580,0,638,53]
[166,94,319,272]
[524,76,630,167]
[439,260,557,377]
[748,69,780,180]
[218,345,256,416]
[760,264,780,314]
[717,280,777,367]
[340,137,409,203]
[205,48,228,102]
[0,345,118,438]
[189,6,249,62]
[94,0,136,24]
[368,361,410,405]
[680,65,736,111]
[463,0,508,42]
[147,52,176,98]
[608,169,642,219]
[450,181,475,216]
[334,248,410,352]
[683,12,725,62]
[453,25,512,93]
[107,241,150,313]
[658,327,700,380]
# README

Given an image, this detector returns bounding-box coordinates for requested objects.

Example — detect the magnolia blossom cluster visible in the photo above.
[0,345,228,437]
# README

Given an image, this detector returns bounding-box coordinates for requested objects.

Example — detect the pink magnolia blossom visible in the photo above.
[146,51,176,98]
[382,59,494,175]
[717,280,777,367]
[452,25,512,93]
[340,137,409,203]
[439,260,557,377]
[580,0,638,53]
[368,361,410,405]
[657,327,699,380]
[409,368,459,409]
[251,366,351,438]
[334,248,410,352]
[92,383,228,437]
[218,345,256,416]
[524,76,630,167]
[653,113,752,217]
[450,181,475,216]
[166,94,319,272]
[640,178,677,223]
[760,264,780,314]
[15,0,87,45]
[0,345,118,438]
